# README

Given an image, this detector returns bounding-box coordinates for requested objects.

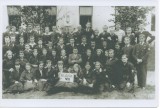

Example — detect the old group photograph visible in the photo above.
[2,5,156,100]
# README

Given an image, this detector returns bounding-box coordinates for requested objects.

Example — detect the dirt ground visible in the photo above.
[3,72,155,99]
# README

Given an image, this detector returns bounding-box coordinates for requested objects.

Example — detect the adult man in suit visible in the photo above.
[132,34,150,90]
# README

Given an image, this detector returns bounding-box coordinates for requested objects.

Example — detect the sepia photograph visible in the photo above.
[0,0,159,107]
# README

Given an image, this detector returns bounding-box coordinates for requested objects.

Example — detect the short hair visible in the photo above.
[139,34,145,38]
[108,49,114,53]
[122,54,128,58]
[126,27,132,30]
[39,61,44,65]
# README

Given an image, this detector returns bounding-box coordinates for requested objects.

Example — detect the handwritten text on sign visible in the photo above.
[59,73,74,82]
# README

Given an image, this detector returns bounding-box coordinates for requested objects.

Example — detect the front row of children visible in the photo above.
[4,50,136,94]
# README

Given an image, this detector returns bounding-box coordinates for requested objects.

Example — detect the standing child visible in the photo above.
[132,34,150,89]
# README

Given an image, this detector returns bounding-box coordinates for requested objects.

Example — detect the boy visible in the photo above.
[135,24,155,44]
[84,22,94,43]
[105,49,118,88]
[43,27,52,46]
[99,25,111,42]
[7,61,23,93]
[114,42,122,60]
[68,47,82,65]
[78,36,88,56]
[114,22,125,43]
[24,43,32,60]
[117,54,136,92]
[34,61,47,91]
[92,61,110,92]
[20,63,36,91]
[132,34,150,89]
[29,36,36,50]
[122,27,136,46]
[122,37,134,63]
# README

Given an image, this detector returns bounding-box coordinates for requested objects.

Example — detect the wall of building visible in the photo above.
[92,6,115,32]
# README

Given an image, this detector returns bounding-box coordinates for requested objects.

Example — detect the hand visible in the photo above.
[41,79,47,81]
[112,85,115,88]
[9,68,14,72]
[126,82,130,87]
[27,80,32,83]
[108,37,111,40]
[83,78,87,85]
[106,75,108,78]
[34,79,38,83]
[15,81,19,84]
[88,84,93,87]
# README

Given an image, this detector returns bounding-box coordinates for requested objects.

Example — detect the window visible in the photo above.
[79,6,93,29]
[7,6,21,29]
[151,14,155,31]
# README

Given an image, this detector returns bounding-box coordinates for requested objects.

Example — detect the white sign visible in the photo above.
[59,73,74,83]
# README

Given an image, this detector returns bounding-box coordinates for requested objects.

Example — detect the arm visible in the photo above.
[141,44,150,62]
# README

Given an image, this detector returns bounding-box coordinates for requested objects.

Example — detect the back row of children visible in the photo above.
[3,22,155,94]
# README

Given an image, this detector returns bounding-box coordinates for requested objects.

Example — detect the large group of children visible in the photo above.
[3,22,155,94]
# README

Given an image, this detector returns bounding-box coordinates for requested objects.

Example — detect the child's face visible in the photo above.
[139,36,145,43]
[25,45,30,50]
[91,42,95,47]
[73,65,79,72]
[126,28,132,34]
[122,56,128,63]
[36,26,40,31]
[61,50,66,56]
[33,49,38,56]
[7,53,12,59]
[19,52,24,58]
[59,39,64,45]
[58,62,63,69]
[19,38,24,43]
[26,64,31,71]
[96,50,101,55]
[116,24,120,30]
[103,26,108,32]
[73,49,78,54]
[15,64,20,70]
[70,39,74,44]
[85,64,91,70]
[124,38,130,45]
[45,28,49,33]
[47,62,52,67]
[86,50,91,56]
[52,51,56,56]
[94,30,99,36]
[42,49,47,55]
[38,40,42,45]
[10,36,16,43]
[103,41,107,46]
[109,51,114,58]
[39,63,44,69]
[115,44,120,49]
[105,51,109,56]
[86,23,91,28]
[5,37,10,44]
[95,63,100,70]
[52,27,56,32]
[82,38,86,43]
[30,37,35,43]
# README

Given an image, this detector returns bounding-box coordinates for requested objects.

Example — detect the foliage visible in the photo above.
[109,6,154,31]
